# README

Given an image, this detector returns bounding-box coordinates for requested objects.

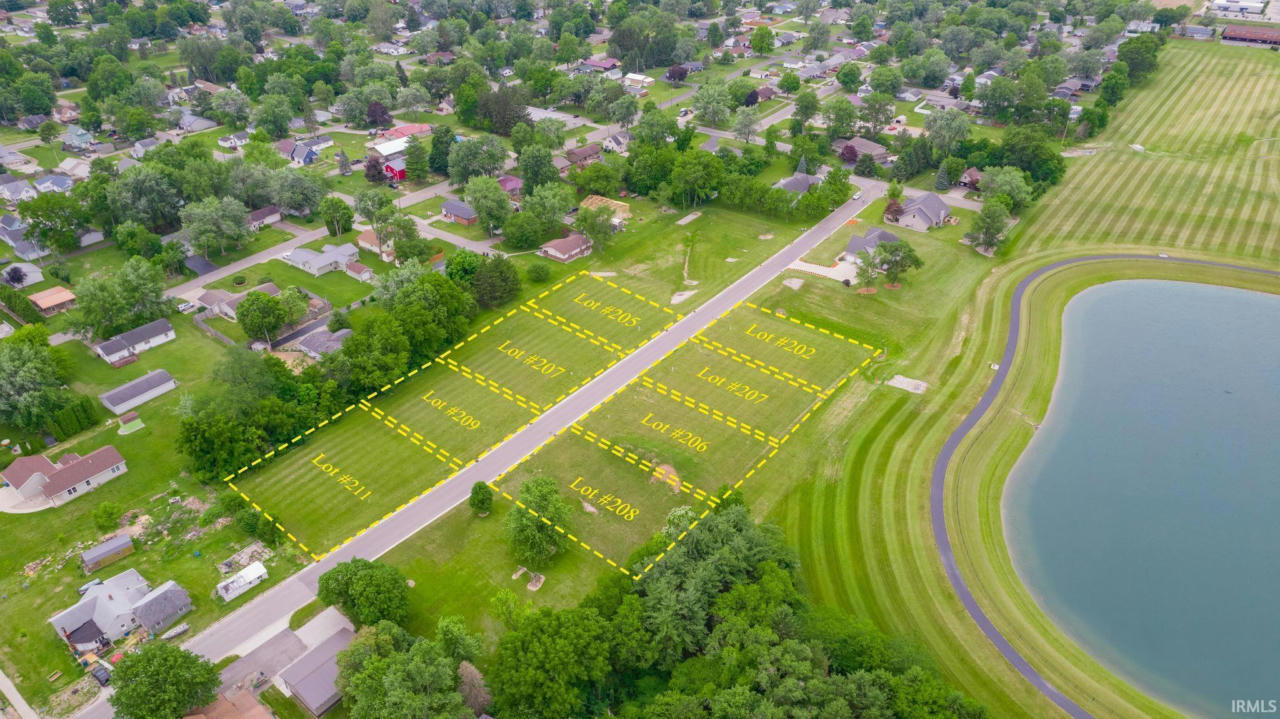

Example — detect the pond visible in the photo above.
[1004,280,1280,717]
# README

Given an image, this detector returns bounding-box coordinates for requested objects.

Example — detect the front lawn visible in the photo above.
[429,218,493,244]
[205,258,373,307]
[209,227,294,268]
[405,195,446,218]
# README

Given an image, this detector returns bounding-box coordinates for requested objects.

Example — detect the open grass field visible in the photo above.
[1009,41,1280,264]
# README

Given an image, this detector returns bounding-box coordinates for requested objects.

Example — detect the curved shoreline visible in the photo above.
[929,254,1280,719]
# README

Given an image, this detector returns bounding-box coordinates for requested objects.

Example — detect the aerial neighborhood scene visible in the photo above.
[0,0,1276,714]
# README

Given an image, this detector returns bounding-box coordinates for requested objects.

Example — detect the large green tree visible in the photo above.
[464,175,512,235]
[16,192,88,257]
[72,257,169,340]
[337,621,473,719]
[317,558,410,626]
[504,476,571,567]
[108,644,219,719]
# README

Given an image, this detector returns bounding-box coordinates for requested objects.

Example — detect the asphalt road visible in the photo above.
[66,186,883,719]
[929,254,1280,719]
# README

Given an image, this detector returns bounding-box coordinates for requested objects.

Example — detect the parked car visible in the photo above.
[90,666,110,686]
[177,301,195,313]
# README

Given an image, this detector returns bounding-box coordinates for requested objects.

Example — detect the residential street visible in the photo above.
[73,180,885,719]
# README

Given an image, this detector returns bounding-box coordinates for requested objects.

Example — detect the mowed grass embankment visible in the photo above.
[1010,41,1280,263]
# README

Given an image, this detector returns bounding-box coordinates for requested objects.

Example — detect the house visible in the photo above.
[1125,20,1158,35]
[217,561,267,601]
[131,580,192,633]
[276,139,319,165]
[345,261,373,282]
[895,192,951,231]
[60,125,94,152]
[1,446,127,506]
[539,232,593,262]
[52,104,80,125]
[0,215,47,261]
[193,79,225,95]
[423,51,456,65]
[1214,0,1266,11]
[33,175,74,194]
[48,569,150,652]
[374,41,410,56]
[383,156,407,181]
[357,230,396,263]
[377,123,433,141]
[959,167,983,189]
[774,172,823,196]
[755,86,778,102]
[99,369,178,414]
[369,135,420,159]
[839,226,899,263]
[565,143,602,169]
[582,56,621,71]
[623,84,649,97]
[623,73,655,88]
[895,88,923,102]
[834,137,889,164]
[497,174,524,196]
[17,115,47,131]
[117,157,140,172]
[282,243,359,277]
[29,286,76,315]
[602,131,633,155]
[297,327,353,359]
[299,135,333,153]
[247,205,282,231]
[3,261,43,289]
[95,318,176,365]
[0,179,37,203]
[178,112,217,133]
[81,535,135,574]
[56,157,92,180]
[440,199,477,225]
[131,138,160,159]
[279,628,355,716]
[217,131,250,149]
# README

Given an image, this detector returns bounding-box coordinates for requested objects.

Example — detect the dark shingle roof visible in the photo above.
[96,318,173,358]
[100,369,176,409]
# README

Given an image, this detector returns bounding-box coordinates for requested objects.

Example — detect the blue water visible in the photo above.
[1004,280,1280,718]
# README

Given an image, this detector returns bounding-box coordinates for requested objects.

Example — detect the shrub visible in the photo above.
[231,275,247,286]
[526,263,550,283]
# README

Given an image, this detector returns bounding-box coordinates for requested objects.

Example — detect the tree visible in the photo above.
[355,189,393,221]
[337,621,472,719]
[473,256,520,308]
[404,134,431,182]
[861,92,895,136]
[836,62,861,91]
[251,94,293,139]
[803,21,830,52]
[874,239,923,284]
[568,161,623,196]
[517,145,558,190]
[109,644,218,719]
[16,192,87,257]
[691,80,731,127]
[923,108,970,157]
[668,150,723,208]
[502,212,545,252]
[271,170,325,217]
[793,89,819,128]
[72,257,169,340]
[731,105,759,143]
[337,150,352,176]
[447,136,506,185]
[236,291,286,348]
[464,176,512,235]
[1099,70,1128,106]
[505,476,571,567]
[365,160,388,184]
[971,200,1010,250]
[1117,34,1160,83]
[490,608,611,719]
[979,166,1033,210]
[573,205,615,249]
[48,0,79,25]
[0,329,71,432]
[868,65,904,96]
[445,250,484,288]
[319,196,355,236]
[608,94,639,127]
[366,99,393,127]
[778,71,800,94]
[317,558,410,627]
[429,126,456,175]
[749,25,775,55]
[469,482,493,515]
[180,196,251,258]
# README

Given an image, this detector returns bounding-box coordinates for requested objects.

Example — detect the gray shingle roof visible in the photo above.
[131,580,191,632]
[902,192,950,225]
[99,369,176,409]
[441,199,476,220]
[96,318,173,358]
[845,226,899,256]
[80,535,134,567]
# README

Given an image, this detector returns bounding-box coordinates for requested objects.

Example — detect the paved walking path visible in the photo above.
[929,254,1280,719]
[0,668,40,719]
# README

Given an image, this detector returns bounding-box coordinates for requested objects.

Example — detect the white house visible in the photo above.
[48,570,191,652]
[282,243,359,277]
[894,192,951,231]
[94,318,176,365]
[623,72,655,87]
[247,205,283,231]
[99,369,178,414]
[539,232,593,262]
[1,446,127,506]
[297,327,353,359]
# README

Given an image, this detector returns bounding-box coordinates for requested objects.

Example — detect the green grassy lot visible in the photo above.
[1009,41,1279,263]
[0,126,35,145]
[327,171,403,200]
[20,144,63,170]
[526,271,681,352]
[804,197,976,265]
[0,313,302,710]
[405,195,446,218]
[205,315,248,344]
[259,686,313,719]
[209,227,294,268]
[429,217,491,243]
[205,259,371,307]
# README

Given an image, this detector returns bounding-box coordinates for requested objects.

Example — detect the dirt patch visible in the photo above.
[884,283,902,290]
[857,287,877,294]
[592,271,617,277]
[526,573,544,591]
[675,211,701,225]
[725,257,739,262]
[580,499,599,514]
[652,464,681,493]
[671,290,697,304]
[782,278,804,290]
[182,496,210,513]
[758,233,773,239]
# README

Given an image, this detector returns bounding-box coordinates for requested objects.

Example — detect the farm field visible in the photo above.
[1009,41,1280,263]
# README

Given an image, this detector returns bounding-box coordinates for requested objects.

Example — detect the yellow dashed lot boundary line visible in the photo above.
[522,302,627,358]
[564,424,722,506]
[742,301,882,353]
[637,376,781,447]
[688,334,828,396]
[359,401,466,472]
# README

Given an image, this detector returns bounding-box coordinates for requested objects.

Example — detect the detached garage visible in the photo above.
[99,370,178,415]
